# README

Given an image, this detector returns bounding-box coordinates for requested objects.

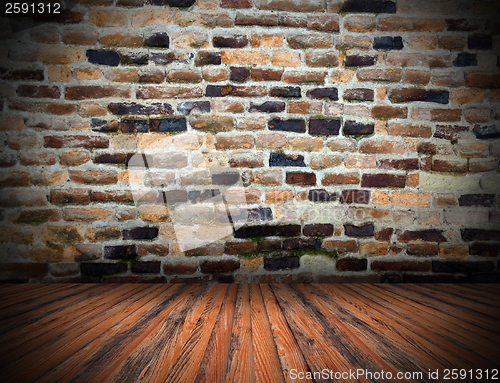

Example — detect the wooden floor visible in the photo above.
[0,284,499,383]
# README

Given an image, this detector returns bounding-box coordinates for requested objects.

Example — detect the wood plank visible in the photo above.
[260,283,313,383]
[195,284,238,383]
[225,283,255,383]
[35,284,171,383]
[250,284,286,383]
[1,284,151,382]
[271,284,371,383]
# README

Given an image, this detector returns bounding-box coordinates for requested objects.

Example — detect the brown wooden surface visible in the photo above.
[0,284,499,383]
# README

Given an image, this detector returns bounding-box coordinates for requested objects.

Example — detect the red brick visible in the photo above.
[372,106,408,119]
[216,135,254,149]
[137,86,203,99]
[322,173,360,185]
[100,33,142,47]
[357,68,402,82]
[360,140,405,154]
[386,53,452,67]
[44,135,108,149]
[287,34,333,49]
[286,172,316,186]
[69,170,118,184]
[9,101,77,115]
[283,71,327,84]
[387,123,432,138]
[65,86,131,100]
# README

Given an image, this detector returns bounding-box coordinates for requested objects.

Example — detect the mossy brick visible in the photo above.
[86,50,121,66]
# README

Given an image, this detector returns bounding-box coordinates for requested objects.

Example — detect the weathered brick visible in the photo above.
[344,88,374,102]
[69,170,117,184]
[389,89,449,104]
[371,106,408,119]
[344,224,374,237]
[343,120,374,135]
[195,51,222,66]
[345,55,378,67]
[64,207,112,221]
[341,189,370,203]
[287,34,333,49]
[341,0,396,13]
[44,135,109,149]
[404,70,431,85]
[286,172,316,186]
[14,209,61,225]
[87,227,121,242]
[264,256,300,271]
[361,174,406,188]
[249,101,285,113]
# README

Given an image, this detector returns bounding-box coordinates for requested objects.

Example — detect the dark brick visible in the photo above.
[0,154,16,167]
[149,0,196,7]
[341,189,370,204]
[91,119,119,133]
[81,262,128,276]
[211,172,240,185]
[150,118,187,133]
[230,66,250,82]
[177,101,211,115]
[308,189,338,202]
[163,261,198,274]
[264,256,300,271]
[361,174,406,188]
[270,86,301,98]
[458,194,495,207]
[283,238,321,251]
[249,101,285,113]
[185,243,224,256]
[259,239,282,252]
[104,245,138,260]
[473,125,500,139]
[120,119,149,133]
[432,260,495,273]
[234,224,301,238]
[247,207,273,221]
[343,120,374,135]
[94,153,128,164]
[337,258,367,271]
[86,50,120,66]
[468,35,493,50]
[306,87,338,100]
[461,229,500,242]
[341,0,396,13]
[303,224,334,237]
[151,52,191,65]
[379,159,419,170]
[407,243,439,256]
[403,275,467,283]
[213,35,248,48]
[344,224,374,237]
[470,243,499,257]
[195,52,221,66]
[108,102,173,115]
[0,263,49,279]
[453,53,477,67]
[389,89,449,104]
[470,274,500,283]
[446,19,484,32]
[345,55,378,67]
[17,85,60,98]
[1,69,44,81]
[268,118,306,133]
[433,125,469,140]
[123,227,159,240]
[131,262,161,273]
[374,36,403,50]
[286,172,316,186]
[372,260,431,272]
[309,118,340,135]
[375,228,393,241]
[344,88,374,102]
[144,33,169,48]
[119,51,149,65]
[200,259,240,274]
[400,229,447,242]
[65,86,130,100]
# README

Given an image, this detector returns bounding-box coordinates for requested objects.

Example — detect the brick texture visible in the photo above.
[0,0,499,283]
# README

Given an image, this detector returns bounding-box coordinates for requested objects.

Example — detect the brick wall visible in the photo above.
[0,0,499,282]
